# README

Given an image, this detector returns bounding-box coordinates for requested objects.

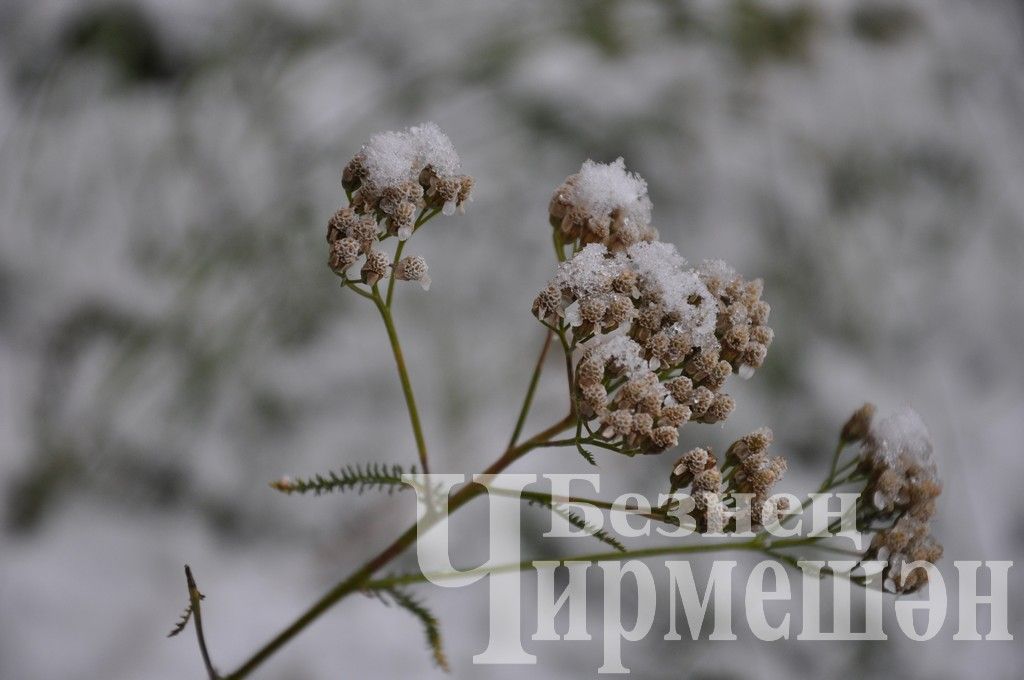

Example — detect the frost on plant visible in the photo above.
[172,125,946,678]
[549,158,658,250]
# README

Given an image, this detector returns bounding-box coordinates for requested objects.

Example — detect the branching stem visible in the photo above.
[222,413,575,679]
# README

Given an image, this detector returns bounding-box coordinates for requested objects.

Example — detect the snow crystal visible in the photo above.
[555,244,624,296]
[572,158,652,226]
[628,242,719,351]
[409,122,461,176]
[870,407,934,468]
[697,258,737,283]
[361,122,460,187]
[591,335,649,377]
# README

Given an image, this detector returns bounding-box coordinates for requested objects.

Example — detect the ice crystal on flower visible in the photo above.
[554,243,624,297]
[359,122,463,189]
[590,335,650,378]
[362,130,419,187]
[573,158,652,227]
[869,406,933,469]
[628,242,719,351]
[409,122,461,177]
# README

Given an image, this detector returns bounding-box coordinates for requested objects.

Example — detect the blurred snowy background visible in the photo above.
[1,0,1023,677]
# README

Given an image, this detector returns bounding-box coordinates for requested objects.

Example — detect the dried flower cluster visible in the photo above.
[327,122,470,289]
[851,405,944,593]
[549,158,658,251]
[534,169,773,453]
[669,428,789,533]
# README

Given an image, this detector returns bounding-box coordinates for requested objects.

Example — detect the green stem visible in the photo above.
[507,330,554,448]
[365,537,805,590]
[384,207,438,308]
[491,487,676,525]
[222,414,575,680]
[340,277,375,301]
[824,439,846,488]
[372,286,430,475]
[385,240,406,308]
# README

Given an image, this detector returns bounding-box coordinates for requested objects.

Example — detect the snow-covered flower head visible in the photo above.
[549,158,657,251]
[342,121,473,233]
[327,123,471,293]
[852,405,944,593]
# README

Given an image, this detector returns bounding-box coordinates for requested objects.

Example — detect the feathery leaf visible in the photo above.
[378,587,449,672]
[167,589,205,639]
[526,497,626,553]
[270,463,415,496]
[167,603,194,638]
[575,442,598,466]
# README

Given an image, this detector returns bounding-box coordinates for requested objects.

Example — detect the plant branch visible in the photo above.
[372,286,431,475]
[507,329,554,448]
[222,413,575,679]
[185,566,219,680]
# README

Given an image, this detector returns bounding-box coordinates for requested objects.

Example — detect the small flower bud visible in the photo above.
[394,255,431,291]
[840,402,876,444]
[666,377,694,403]
[631,412,654,437]
[607,409,634,436]
[390,201,418,241]
[660,404,691,428]
[579,297,607,324]
[649,425,679,451]
[689,386,715,418]
[328,237,361,274]
[361,249,391,286]
[577,357,604,387]
[697,394,735,424]
[327,207,360,243]
[349,215,379,252]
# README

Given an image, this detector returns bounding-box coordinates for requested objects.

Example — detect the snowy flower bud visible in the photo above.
[579,297,607,324]
[749,325,774,347]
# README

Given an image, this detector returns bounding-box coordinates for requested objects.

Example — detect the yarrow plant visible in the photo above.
[170,124,944,678]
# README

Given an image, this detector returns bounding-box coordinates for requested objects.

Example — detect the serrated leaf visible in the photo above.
[270,463,416,496]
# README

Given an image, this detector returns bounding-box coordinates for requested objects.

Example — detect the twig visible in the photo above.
[185,565,219,680]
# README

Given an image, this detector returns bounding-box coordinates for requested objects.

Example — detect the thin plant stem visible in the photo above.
[372,286,431,475]
[385,207,438,307]
[341,278,375,300]
[385,239,406,307]
[824,439,846,488]
[185,566,219,680]
[222,413,575,680]
[362,537,827,590]
[507,329,554,448]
